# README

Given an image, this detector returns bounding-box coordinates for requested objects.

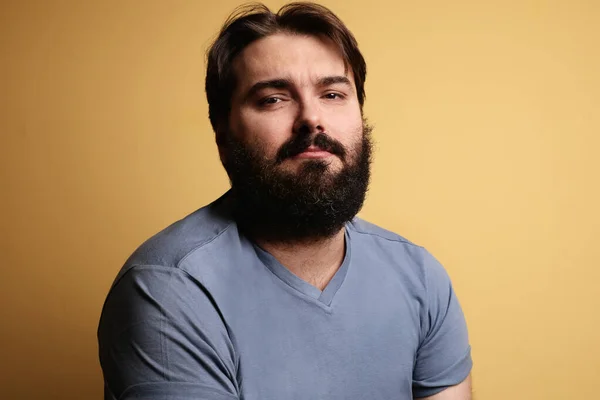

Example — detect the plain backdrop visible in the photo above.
[1,0,599,399]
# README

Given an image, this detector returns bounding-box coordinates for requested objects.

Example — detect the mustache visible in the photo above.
[276,133,347,164]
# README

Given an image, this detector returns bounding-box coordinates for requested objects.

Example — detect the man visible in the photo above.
[98,3,472,399]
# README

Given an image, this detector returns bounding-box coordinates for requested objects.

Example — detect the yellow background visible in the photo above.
[1,1,599,399]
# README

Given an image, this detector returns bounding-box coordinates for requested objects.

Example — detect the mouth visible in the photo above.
[292,146,334,159]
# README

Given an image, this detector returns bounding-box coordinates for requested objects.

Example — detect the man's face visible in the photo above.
[227,32,364,175]
[221,32,371,242]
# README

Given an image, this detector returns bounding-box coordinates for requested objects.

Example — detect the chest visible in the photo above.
[232,293,420,400]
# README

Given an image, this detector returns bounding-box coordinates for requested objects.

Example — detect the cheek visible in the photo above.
[235,110,294,157]
[329,110,363,147]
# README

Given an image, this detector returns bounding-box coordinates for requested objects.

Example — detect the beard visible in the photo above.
[222,121,373,244]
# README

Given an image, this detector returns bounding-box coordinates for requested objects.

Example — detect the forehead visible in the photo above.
[232,33,350,93]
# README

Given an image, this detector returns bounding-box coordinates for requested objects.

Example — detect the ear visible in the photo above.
[218,144,228,166]
[215,127,229,167]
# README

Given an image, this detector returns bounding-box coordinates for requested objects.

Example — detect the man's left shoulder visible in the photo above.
[347,217,442,281]
[348,217,421,250]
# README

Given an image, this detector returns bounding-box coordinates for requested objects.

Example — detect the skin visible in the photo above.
[224,32,471,400]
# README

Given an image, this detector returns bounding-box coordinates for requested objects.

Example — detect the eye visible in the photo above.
[323,92,344,100]
[259,96,282,106]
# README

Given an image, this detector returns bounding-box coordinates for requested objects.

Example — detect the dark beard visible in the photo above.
[222,122,373,244]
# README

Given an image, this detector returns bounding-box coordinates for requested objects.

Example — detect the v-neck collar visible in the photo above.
[252,229,352,308]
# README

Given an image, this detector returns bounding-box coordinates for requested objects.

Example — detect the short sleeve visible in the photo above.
[98,265,239,400]
[412,251,472,398]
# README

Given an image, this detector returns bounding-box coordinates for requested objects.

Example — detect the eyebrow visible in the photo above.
[245,79,292,101]
[317,75,353,88]
[244,75,353,101]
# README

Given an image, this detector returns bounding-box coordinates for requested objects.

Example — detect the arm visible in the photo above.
[98,265,240,400]
[412,250,473,399]
[416,374,472,400]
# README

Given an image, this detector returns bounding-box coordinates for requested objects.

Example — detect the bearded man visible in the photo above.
[98,3,473,400]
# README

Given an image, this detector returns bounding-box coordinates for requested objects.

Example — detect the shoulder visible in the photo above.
[348,216,429,262]
[113,192,236,285]
[347,217,448,290]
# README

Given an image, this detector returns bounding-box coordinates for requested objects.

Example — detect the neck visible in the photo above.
[254,228,346,291]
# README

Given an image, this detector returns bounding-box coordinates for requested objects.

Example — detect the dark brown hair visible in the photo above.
[205,2,367,143]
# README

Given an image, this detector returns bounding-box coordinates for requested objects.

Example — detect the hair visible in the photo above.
[205,2,367,144]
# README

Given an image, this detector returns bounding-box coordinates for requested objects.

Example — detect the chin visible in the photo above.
[290,160,342,176]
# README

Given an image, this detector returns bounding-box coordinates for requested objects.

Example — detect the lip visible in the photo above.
[294,149,333,159]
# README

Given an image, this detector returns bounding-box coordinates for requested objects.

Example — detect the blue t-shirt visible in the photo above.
[98,193,472,400]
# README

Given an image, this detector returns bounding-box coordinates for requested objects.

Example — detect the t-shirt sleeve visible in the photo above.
[98,265,240,400]
[412,251,473,398]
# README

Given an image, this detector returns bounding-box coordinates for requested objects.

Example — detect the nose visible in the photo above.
[293,97,325,136]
